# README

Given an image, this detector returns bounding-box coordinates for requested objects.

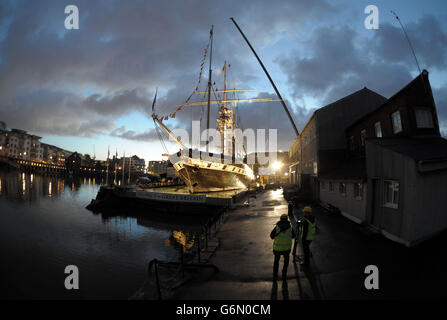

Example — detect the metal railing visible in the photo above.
[146,209,225,300]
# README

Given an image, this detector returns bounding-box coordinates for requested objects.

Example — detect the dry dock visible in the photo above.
[88,185,254,215]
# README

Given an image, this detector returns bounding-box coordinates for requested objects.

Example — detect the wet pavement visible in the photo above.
[175,188,447,300]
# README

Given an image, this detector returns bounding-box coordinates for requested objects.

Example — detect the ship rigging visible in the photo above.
[151,22,293,193]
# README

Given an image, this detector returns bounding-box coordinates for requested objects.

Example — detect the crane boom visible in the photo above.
[230,17,299,137]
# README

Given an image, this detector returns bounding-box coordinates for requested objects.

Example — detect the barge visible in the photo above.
[87,185,253,215]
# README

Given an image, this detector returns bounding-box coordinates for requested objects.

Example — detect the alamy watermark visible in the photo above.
[364,5,379,30]
[64,265,79,290]
[64,5,79,30]
[364,265,379,290]
[168,121,279,173]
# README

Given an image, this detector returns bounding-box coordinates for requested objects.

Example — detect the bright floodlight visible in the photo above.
[272,161,282,171]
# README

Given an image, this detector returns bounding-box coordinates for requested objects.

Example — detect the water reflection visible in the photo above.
[91,205,213,255]
[0,169,211,299]
[0,170,99,203]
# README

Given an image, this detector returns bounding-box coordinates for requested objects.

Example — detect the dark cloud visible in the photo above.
[278,25,415,105]
[278,14,447,109]
[83,88,151,116]
[0,0,333,142]
[235,91,313,150]
[374,16,447,70]
[1,0,446,152]
[433,86,447,135]
[110,125,158,142]
[0,88,145,136]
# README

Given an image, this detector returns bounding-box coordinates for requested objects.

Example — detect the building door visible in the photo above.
[370,179,382,228]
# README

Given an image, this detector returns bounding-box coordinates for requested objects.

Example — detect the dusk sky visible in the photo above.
[1,0,446,162]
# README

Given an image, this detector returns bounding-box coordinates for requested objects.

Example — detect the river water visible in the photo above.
[0,169,202,300]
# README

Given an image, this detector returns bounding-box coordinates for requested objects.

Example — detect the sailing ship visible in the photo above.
[152,24,293,193]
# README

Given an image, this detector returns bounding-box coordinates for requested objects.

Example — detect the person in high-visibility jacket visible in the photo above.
[270,214,296,281]
[299,206,317,267]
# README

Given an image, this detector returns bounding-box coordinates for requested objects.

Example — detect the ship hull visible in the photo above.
[176,162,252,193]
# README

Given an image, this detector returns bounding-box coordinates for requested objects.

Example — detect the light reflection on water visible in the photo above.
[0,169,202,300]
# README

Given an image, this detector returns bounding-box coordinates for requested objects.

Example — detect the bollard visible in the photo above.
[180,245,185,278]
[196,233,201,263]
[153,259,162,300]
[205,227,208,250]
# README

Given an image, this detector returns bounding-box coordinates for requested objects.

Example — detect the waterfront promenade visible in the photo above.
[176,189,447,300]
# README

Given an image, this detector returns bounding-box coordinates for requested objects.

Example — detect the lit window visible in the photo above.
[374,121,382,137]
[354,182,363,199]
[360,129,367,146]
[391,111,402,134]
[384,180,399,209]
[415,108,434,128]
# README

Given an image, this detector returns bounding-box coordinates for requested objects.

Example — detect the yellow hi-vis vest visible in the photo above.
[300,218,316,241]
[273,226,293,251]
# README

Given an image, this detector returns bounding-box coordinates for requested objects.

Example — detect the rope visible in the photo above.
[158,37,211,121]
[154,120,169,154]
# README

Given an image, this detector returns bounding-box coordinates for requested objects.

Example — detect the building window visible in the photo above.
[360,129,367,146]
[329,181,334,192]
[374,121,382,137]
[354,182,363,200]
[320,181,325,190]
[415,108,434,128]
[391,111,403,134]
[384,180,399,209]
[313,161,318,175]
[339,182,346,196]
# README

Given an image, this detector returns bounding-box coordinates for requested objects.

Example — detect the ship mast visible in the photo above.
[152,25,283,157]
[206,26,214,153]
[222,61,228,154]
[218,60,231,155]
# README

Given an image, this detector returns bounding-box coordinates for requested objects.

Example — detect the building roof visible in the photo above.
[319,158,366,180]
[316,87,387,116]
[367,137,447,162]
[297,87,387,137]
[347,70,431,131]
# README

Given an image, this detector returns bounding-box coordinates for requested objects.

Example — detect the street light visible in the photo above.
[272,161,282,171]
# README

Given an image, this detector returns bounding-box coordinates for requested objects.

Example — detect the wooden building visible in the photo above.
[365,137,447,246]
[319,70,447,246]
[289,87,386,199]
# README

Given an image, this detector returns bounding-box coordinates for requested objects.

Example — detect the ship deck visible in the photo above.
[143,185,247,199]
